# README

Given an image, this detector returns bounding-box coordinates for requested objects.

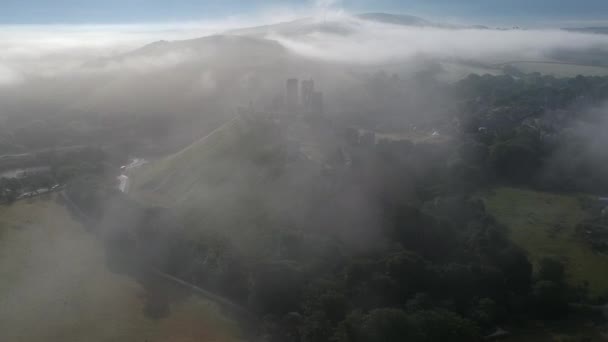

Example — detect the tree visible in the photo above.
[489,132,541,183]
[334,309,415,342]
[538,257,565,284]
[385,251,430,299]
[299,280,350,342]
[493,246,533,295]
[533,280,568,318]
[335,309,481,342]
[471,298,500,331]
[410,310,482,342]
[249,261,304,315]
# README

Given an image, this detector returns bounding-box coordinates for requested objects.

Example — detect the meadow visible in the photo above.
[483,187,608,298]
[0,196,242,342]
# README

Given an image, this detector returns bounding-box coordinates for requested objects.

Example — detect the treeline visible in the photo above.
[455,73,608,193]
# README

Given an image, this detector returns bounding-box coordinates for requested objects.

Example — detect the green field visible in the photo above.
[0,197,242,342]
[483,187,608,297]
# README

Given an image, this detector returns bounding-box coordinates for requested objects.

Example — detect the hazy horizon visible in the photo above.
[2,0,608,27]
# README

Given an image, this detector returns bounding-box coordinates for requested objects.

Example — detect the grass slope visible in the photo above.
[131,116,288,258]
[0,196,241,342]
[483,187,608,297]
[132,116,244,206]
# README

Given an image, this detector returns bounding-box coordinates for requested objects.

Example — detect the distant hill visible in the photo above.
[356,13,435,27]
[87,34,288,67]
[227,12,466,39]
[227,16,360,38]
[135,34,286,57]
[563,27,608,35]
[358,13,488,29]
[88,12,491,71]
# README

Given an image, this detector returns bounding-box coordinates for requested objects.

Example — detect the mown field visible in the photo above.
[483,187,608,298]
[0,196,242,342]
[483,187,608,341]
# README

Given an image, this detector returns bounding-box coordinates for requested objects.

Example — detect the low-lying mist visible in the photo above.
[270,14,608,64]
[2,11,608,85]
[3,4,608,342]
[0,11,606,152]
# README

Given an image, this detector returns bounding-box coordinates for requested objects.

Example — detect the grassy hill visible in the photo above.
[132,116,245,205]
[483,187,608,298]
[0,197,242,342]
[131,116,308,258]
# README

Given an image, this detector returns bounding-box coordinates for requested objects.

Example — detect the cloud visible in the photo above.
[269,15,608,64]
[0,10,607,97]
[315,0,342,10]
[2,10,607,87]
[0,24,201,85]
[0,64,22,86]
[0,12,302,84]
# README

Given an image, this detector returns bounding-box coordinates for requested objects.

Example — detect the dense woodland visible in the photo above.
[48,72,608,341]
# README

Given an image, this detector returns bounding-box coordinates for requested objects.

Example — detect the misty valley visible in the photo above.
[2,8,608,342]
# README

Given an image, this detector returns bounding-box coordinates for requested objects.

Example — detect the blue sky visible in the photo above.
[2,0,607,26]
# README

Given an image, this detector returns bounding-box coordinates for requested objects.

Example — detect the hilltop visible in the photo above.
[132,116,249,204]
[130,115,330,253]
[226,12,467,38]
[86,34,289,68]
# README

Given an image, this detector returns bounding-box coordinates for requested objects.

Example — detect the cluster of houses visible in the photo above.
[16,184,62,200]
[0,166,62,202]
